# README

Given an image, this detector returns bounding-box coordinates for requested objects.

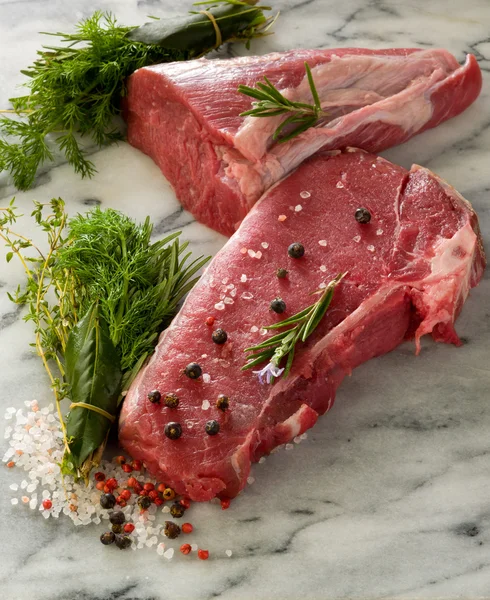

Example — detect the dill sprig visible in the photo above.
[1,199,210,479]
[0,3,274,191]
[242,273,346,382]
[238,62,326,143]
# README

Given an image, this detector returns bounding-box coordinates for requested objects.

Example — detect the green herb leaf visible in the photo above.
[238,61,327,144]
[64,304,122,478]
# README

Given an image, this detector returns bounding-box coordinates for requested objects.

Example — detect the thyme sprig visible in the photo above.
[242,273,346,382]
[238,62,327,143]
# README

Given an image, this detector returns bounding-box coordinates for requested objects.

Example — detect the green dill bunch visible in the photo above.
[56,207,209,385]
[0,12,178,191]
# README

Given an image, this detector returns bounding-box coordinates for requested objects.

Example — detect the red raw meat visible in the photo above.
[119,149,485,501]
[125,48,482,235]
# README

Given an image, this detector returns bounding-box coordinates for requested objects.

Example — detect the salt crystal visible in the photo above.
[9,483,18,491]
[226,284,235,290]
[240,274,247,283]
[191,543,198,551]
[214,301,225,311]
[11,498,18,505]
[225,549,233,557]
[250,326,259,333]
[221,278,229,285]
[164,548,174,560]
[319,283,327,289]
[300,191,311,199]
[224,297,234,305]
[376,229,383,236]
[241,292,253,300]
[255,251,262,259]
[353,235,361,243]
[157,543,165,555]
[258,457,266,464]
[201,354,208,359]
[201,400,210,411]
[240,247,247,255]
[289,206,294,211]
[295,205,303,212]
[318,240,327,247]
[367,244,375,252]
[300,433,308,440]
[162,505,170,513]
[285,444,294,451]
[320,265,327,272]
[247,476,255,485]
[230,289,237,297]
[186,420,194,429]
[336,181,344,188]
[278,215,287,222]
[202,373,211,383]
[261,242,269,249]
[247,249,256,258]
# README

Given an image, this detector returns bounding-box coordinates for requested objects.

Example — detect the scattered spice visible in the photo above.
[170,502,186,518]
[131,460,142,471]
[184,363,202,379]
[355,207,371,224]
[212,329,228,344]
[138,496,151,510]
[164,422,183,440]
[94,472,105,481]
[123,523,135,534]
[182,522,193,534]
[147,390,162,404]
[205,420,220,436]
[122,463,133,473]
[276,268,288,279]
[164,521,181,539]
[109,511,126,525]
[221,499,231,510]
[205,316,215,326]
[100,493,116,509]
[42,499,52,510]
[163,487,176,501]
[180,543,192,555]
[180,498,191,509]
[100,531,115,545]
[198,549,209,560]
[216,394,229,412]
[270,298,286,314]
[288,242,305,258]
[164,393,179,408]
[120,489,131,501]
[127,477,138,488]
[111,523,123,534]
[114,535,132,549]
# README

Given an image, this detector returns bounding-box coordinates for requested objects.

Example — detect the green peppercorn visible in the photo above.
[164,393,179,408]
[112,523,123,534]
[100,531,115,545]
[164,521,181,539]
[165,421,182,440]
[276,268,288,279]
[109,511,125,525]
[270,298,286,313]
[148,390,161,404]
[114,534,132,549]
[137,495,152,510]
[216,394,229,412]
[355,207,371,224]
[212,329,228,344]
[100,493,116,509]
[184,362,202,379]
[205,420,220,436]
[170,502,186,518]
[288,243,305,258]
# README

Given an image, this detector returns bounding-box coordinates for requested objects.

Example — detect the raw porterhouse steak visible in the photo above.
[119,149,485,501]
[125,48,482,235]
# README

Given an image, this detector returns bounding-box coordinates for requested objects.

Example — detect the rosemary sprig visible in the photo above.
[238,62,326,143]
[0,2,274,191]
[242,273,346,383]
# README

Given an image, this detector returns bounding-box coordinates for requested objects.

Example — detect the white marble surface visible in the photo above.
[1,1,489,599]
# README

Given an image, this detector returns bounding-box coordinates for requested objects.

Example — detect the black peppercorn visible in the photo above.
[276,268,288,279]
[148,389,161,404]
[270,298,286,313]
[205,420,220,436]
[111,524,123,534]
[184,362,202,379]
[216,394,229,412]
[138,495,152,510]
[165,421,182,440]
[114,534,132,549]
[109,511,125,525]
[100,493,116,510]
[100,531,115,545]
[164,521,181,539]
[212,328,228,344]
[170,502,186,518]
[288,243,305,258]
[355,207,371,224]
[164,393,179,408]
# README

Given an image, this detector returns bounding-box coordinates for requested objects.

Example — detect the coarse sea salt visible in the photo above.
[225,549,233,557]
[336,181,344,188]
[367,245,375,252]
[353,235,361,243]
[224,297,234,305]
[295,205,302,212]
[240,274,247,283]
[247,476,255,485]
[376,229,384,236]
[202,374,211,384]
[300,191,311,199]
[247,249,256,258]
[261,242,269,249]
[201,400,210,410]
[320,265,327,272]
[278,215,287,222]
[241,292,253,300]
[214,301,225,311]
[318,240,327,247]
[250,326,259,333]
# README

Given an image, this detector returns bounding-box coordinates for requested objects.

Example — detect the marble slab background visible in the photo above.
[0,1,489,599]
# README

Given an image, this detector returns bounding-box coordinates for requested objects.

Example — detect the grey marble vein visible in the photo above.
[1,1,490,599]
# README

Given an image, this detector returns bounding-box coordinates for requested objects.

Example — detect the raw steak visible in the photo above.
[125,48,482,235]
[119,149,485,501]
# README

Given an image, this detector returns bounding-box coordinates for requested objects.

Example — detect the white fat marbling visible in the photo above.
[1,1,489,599]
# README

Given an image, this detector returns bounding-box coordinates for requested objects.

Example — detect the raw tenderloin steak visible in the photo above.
[119,149,485,501]
[125,48,481,235]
